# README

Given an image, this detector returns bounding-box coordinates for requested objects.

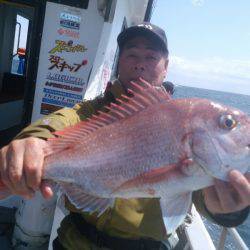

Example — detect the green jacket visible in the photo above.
[16,80,249,249]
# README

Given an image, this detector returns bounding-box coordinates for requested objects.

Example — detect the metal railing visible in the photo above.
[217,227,249,250]
[183,206,249,250]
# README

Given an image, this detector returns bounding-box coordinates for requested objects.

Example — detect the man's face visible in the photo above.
[118,36,168,88]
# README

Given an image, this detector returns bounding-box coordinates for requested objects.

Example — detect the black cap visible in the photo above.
[117,22,168,56]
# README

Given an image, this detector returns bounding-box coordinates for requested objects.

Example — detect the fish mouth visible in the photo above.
[192,152,218,178]
[187,131,219,178]
[192,149,230,180]
[192,146,228,180]
[193,150,250,180]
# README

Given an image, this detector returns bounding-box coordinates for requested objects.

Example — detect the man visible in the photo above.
[0,23,249,249]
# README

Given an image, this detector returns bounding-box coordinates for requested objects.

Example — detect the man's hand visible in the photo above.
[0,138,53,199]
[203,170,250,214]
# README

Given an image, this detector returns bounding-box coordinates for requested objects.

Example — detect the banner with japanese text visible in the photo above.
[31,1,103,121]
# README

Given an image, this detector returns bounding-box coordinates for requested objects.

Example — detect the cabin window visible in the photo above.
[11,14,29,76]
[49,0,89,9]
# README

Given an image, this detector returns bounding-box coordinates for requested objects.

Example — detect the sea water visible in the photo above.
[173,85,250,249]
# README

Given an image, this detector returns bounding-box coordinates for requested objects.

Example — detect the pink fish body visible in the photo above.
[42,81,250,232]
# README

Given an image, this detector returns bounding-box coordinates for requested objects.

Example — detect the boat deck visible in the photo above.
[0,198,248,250]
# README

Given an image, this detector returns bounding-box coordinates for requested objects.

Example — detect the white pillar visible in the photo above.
[12,192,57,250]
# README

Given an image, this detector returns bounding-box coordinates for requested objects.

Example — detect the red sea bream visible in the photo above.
[1,80,250,233]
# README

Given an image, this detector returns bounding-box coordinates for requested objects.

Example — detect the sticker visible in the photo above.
[40,103,63,115]
[60,12,81,23]
[60,12,81,30]
[57,28,79,38]
[43,88,82,100]
[49,40,87,54]
[46,73,86,86]
[45,81,83,92]
[48,55,88,73]
[42,97,79,107]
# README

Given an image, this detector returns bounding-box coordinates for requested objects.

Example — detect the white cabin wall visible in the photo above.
[31,0,105,121]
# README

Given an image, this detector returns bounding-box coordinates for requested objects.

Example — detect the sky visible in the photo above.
[151,0,250,95]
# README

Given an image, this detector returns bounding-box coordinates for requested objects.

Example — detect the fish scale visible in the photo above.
[44,87,250,233]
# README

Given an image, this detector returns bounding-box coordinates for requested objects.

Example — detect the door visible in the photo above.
[0,0,45,147]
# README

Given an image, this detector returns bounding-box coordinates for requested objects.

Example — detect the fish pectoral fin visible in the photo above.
[59,182,114,216]
[160,192,192,234]
[114,163,180,193]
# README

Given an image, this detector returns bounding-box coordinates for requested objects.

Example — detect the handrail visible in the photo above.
[183,205,216,250]
[183,205,249,250]
[217,228,227,250]
[217,227,249,250]
[228,228,249,250]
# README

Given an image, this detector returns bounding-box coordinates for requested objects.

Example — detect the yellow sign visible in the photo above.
[49,40,87,54]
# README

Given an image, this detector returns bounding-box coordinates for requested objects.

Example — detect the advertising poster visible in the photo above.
[32,2,102,121]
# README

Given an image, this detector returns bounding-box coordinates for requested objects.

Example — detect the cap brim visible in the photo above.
[117,27,168,53]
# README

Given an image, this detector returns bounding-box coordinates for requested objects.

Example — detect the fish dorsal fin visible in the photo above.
[47,79,170,154]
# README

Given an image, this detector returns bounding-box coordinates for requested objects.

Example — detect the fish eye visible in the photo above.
[219,115,237,130]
